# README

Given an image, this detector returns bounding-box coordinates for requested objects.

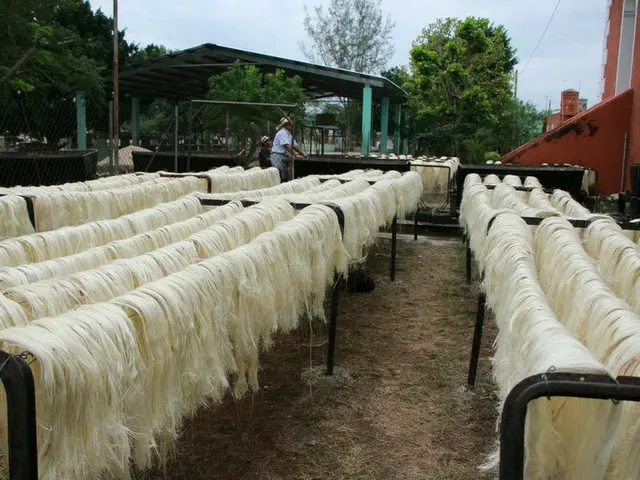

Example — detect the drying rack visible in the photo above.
[461,211,640,478]
[199,196,400,375]
[499,372,640,479]
[466,214,640,388]
[0,351,39,479]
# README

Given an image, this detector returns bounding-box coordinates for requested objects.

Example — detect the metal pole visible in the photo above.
[187,102,193,172]
[191,99,298,107]
[326,275,341,375]
[0,351,39,480]
[467,293,486,389]
[174,104,179,173]
[390,215,398,281]
[112,0,119,170]
[108,100,114,175]
[414,213,418,241]
[225,110,230,154]
[466,240,472,284]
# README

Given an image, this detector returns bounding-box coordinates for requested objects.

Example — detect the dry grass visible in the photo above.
[137,235,498,480]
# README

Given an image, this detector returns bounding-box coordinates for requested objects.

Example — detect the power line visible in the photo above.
[519,0,563,76]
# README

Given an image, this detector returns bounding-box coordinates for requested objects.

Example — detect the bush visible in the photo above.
[484,151,501,163]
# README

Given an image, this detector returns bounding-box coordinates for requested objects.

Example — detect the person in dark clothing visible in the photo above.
[258,136,273,168]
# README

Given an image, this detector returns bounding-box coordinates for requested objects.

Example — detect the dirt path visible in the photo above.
[139,236,497,480]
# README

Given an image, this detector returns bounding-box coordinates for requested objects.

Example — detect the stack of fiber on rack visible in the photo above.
[410,157,460,194]
[460,173,640,478]
[0,168,421,479]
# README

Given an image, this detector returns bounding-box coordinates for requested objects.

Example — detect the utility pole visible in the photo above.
[514,70,519,99]
[112,0,119,169]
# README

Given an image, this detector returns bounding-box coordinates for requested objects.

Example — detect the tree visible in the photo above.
[128,44,172,65]
[300,0,395,74]
[408,17,518,160]
[0,0,138,150]
[300,0,395,150]
[200,62,306,164]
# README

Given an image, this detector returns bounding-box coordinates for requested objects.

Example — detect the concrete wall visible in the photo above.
[501,89,633,194]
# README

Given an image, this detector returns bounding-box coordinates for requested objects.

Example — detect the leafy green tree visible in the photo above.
[198,62,306,163]
[0,0,138,149]
[300,0,395,150]
[408,17,518,160]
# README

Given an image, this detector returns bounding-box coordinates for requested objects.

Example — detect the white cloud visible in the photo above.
[91,0,608,109]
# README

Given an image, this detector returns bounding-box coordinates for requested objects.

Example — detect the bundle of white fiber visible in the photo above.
[480,212,615,479]
[317,174,421,263]
[491,183,558,218]
[0,195,35,239]
[0,303,140,480]
[549,190,592,218]
[459,177,515,271]
[0,173,162,195]
[109,203,341,466]
[0,202,243,289]
[280,179,372,204]
[582,168,597,193]
[524,176,543,189]
[0,196,203,268]
[409,161,451,193]
[203,176,321,201]
[527,188,563,215]
[531,218,640,476]
[1,201,293,326]
[32,176,205,232]
[382,170,403,180]
[205,167,280,193]
[483,174,501,186]
[373,171,423,220]
[502,174,522,187]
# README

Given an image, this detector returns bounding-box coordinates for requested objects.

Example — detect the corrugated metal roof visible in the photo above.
[109,43,407,102]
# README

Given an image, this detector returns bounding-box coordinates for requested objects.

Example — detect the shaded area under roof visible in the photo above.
[110,43,407,103]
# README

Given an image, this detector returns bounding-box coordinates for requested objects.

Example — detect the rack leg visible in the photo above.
[466,240,472,284]
[467,293,486,389]
[0,351,38,480]
[391,215,398,282]
[414,213,418,241]
[326,275,341,375]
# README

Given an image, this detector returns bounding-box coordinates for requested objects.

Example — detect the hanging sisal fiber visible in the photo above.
[0,202,244,289]
[0,172,161,195]
[479,212,616,480]
[0,200,294,328]
[0,202,347,479]
[200,176,321,201]
[0,195,35,240]
[31,176,206,232]
[409,157,459,193]
[0,196,203,268]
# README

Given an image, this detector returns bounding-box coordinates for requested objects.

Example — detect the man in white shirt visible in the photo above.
[271,117,308,181]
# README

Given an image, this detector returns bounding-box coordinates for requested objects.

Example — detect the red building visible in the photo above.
[502,0,639,194]
[543,89,582,133]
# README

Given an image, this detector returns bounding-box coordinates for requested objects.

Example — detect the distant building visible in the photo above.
[501,0,640,194]
[543,89,583,133]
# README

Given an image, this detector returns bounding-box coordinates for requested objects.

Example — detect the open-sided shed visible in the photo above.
[90,43,408,157]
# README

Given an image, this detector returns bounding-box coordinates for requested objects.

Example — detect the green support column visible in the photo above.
[402,110,409,154]
[361,86,373,157]
[380,97,390,154]
[131,97,140,146]
[393,104,401,154]
[76,91,87,150]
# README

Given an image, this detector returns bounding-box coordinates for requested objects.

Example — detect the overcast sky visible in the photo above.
[93,0,609,110]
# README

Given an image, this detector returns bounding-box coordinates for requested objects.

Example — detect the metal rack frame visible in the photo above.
[0,351,39,479]
[499,372,640,480]
[466,214,640,388]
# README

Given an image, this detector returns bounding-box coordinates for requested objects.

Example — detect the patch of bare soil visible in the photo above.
[137,236,497,480]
